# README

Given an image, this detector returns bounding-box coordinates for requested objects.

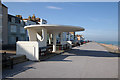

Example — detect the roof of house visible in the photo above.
[1,3,8,8]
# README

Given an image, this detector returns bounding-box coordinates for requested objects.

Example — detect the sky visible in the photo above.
[3,2,118,41]
[2,0,120,2]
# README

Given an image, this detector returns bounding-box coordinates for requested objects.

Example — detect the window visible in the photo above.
[58,33,60,37]
[8,17,11,22]
[20,21,24,26]
[11,17,15,23]
[10,36,16,44]
[11,25,16,33]
[19,20,21,23]
[15,18,20,23]
[20,27,25,33]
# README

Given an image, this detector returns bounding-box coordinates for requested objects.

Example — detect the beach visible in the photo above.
[97,42,119,53]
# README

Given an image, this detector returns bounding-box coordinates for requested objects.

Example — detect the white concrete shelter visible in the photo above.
[17,24,85,61]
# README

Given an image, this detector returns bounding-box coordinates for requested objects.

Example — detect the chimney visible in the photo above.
[31,14,36,21]
[28,16,31,21]
[16,15,22,19]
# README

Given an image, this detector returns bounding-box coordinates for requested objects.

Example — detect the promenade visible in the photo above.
[3,42,118,78]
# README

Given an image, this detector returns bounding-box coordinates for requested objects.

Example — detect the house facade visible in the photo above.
[0,2,28,46]
[8,14,27,44]
[23,19,36,26]
[38,19,47,25]
[76,35,85,41]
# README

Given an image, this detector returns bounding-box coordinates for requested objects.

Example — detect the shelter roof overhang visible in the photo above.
[24,24,85,33]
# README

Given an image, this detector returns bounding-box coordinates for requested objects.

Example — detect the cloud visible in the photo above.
[46,6,62,10]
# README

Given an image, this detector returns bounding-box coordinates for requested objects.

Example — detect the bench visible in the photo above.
[2,52,13,69]
[39,46,52,56]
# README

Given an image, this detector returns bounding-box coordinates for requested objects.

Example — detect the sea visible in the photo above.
[96,41,118,46]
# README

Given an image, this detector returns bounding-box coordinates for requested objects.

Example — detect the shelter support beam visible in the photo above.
[52,33,57,52]
[49,34,52,44]
[60,32,63,50]
[27,29,37,41]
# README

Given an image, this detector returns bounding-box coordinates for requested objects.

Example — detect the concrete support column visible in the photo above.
[49,34,52,44]
[74,32,75,40]
[52,33,57,52]
[60,32,63,44]
[36,28,47,47]
[68,32,70,41]
[60,32,63,50]
[27,29,37,41]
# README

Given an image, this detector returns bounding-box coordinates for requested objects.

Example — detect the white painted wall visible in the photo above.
[37,28,47,47]
[17,27,48,61]
[17,41,39,61]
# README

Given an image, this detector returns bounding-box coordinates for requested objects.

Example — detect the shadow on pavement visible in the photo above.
[2,48,119,78]
[45,49,119,62]
[2,61,36,78]
[43,54,72,62]
[66,49,119,57]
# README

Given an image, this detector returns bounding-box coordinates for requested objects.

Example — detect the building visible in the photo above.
[17,24,85,61]
[0,2,28,48]
[21,15,37,40]
[0,1,2,45]
[8,14,27,45]
[0,2,8,46]
[23,19,36,26]
[69,32,75,40]
[0,2,48,49]
[76,35,84,41]
[56,32,75,43]
[38,19,47,25]
[23,14,47,25]
[16,14,47,41]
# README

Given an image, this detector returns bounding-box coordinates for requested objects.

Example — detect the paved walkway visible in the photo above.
[3,42,118,78]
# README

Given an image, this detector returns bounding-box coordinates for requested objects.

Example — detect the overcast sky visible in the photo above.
[3,2,118,41]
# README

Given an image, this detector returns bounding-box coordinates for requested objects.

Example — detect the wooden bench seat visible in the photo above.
[2,52,13,69]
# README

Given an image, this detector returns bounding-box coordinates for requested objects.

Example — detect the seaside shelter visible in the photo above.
[16,24,85,61]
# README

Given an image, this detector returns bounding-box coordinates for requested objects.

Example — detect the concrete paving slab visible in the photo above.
[2,42,118,78]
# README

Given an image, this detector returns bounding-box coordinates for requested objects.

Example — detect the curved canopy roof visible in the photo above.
[24,24,85,33]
